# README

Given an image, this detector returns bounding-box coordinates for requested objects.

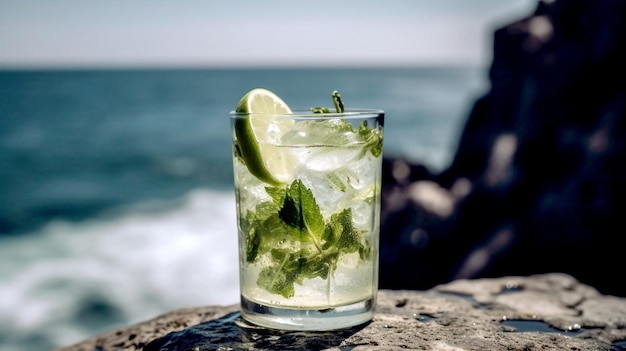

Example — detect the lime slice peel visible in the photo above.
[234,88,295,186]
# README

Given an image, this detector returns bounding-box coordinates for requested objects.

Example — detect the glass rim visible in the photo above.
[230,108,384,119]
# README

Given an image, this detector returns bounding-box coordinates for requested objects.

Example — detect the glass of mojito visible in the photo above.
[230,88,384,330]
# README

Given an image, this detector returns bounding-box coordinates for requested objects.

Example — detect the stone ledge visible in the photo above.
[57,273,626,351]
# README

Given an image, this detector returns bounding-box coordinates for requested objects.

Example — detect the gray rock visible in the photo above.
[56,273,626,351]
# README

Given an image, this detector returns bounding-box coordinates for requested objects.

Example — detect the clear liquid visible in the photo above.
[241,251,376,309]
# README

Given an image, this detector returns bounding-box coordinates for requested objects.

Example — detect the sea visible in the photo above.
[0,66,488,350]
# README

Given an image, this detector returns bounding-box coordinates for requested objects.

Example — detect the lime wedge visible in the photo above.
[234,88,295,186]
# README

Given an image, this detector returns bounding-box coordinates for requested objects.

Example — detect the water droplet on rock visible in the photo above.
[413,313,434,322]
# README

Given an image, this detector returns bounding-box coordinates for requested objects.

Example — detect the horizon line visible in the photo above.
[0,62,488,72]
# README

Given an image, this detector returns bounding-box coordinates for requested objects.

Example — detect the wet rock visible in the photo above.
[57,273,626,351]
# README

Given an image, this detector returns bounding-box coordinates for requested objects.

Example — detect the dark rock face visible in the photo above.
[379,0,626,297]
[57,274,626,351]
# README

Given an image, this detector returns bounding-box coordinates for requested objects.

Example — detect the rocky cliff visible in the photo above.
[379,0,626,297]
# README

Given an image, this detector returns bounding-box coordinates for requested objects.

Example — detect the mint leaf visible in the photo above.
[331,208,362,253]
[359,123,383,158]
[242,200,281,262]
[326,173,347,192]
[242,208,262,262]
[279,180,324,249]
[257,248,333,298]
[265,186,286,206]
[299,252,334,281]
[358,239,372,261]
[257,250,298,298]
[247,212,302,263]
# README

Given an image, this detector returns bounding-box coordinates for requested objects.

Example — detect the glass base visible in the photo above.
[240,295,375,331]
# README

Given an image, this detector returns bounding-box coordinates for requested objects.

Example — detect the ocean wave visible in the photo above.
[0,188,239,351]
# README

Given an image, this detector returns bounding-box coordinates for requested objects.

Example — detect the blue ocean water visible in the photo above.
[0,67,486,350]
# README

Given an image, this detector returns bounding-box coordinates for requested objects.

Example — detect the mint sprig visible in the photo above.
[311,90,344,114]
[311,90,383,158]
[243,179,370,298]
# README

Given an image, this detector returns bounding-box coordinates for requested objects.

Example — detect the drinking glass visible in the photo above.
[230,108,384,330]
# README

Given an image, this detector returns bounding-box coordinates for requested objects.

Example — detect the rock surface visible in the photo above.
[57,273,626,351]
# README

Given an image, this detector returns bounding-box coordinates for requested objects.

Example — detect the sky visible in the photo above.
[0,0,537,69]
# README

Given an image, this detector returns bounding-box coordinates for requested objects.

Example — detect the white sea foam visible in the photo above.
[0,189,239,351]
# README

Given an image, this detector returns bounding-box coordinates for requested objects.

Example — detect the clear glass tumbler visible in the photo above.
[230,108,384,330]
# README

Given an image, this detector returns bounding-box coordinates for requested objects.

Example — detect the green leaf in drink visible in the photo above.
[279,179,325,249]
[241,179,372,297]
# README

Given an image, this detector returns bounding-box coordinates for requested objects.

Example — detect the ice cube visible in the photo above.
[281,119,363,147]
